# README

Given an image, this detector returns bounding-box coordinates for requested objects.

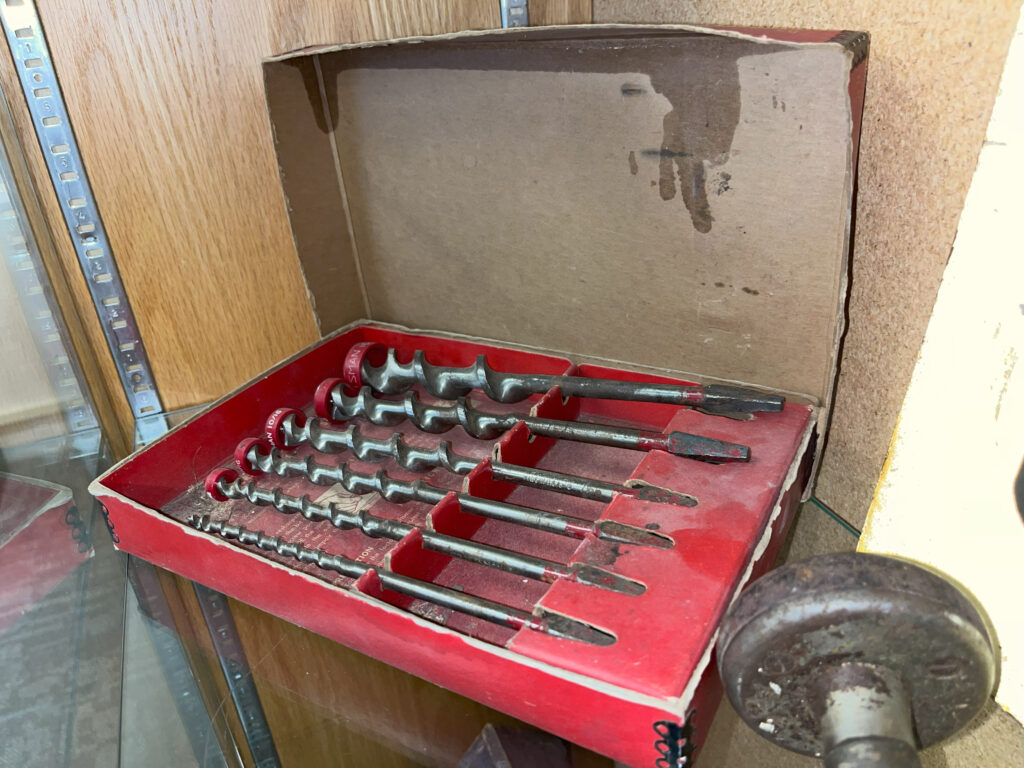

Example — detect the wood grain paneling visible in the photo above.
[529,0,593,26]
[229,598,612,768]
[4,1,592,442]
[265,1,499,58]
[35,0,319,416]
[594,0,1022,536]
[22,1,525,429]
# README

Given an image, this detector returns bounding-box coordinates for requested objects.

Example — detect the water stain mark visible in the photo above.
[641,148,693,159]
[714,172,732,196]
[648,43,744,234]
[300,36,783,232]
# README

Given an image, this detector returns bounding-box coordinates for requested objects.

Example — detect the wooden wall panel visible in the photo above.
[36,0,318,416]
[229,598,612,768]
[529,0,593,26]
[25,1,520,429]
[4,0,591,443]
[266,1,498,57]
[594,0,1022,535]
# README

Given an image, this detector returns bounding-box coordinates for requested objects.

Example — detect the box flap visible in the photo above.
[264,24,862,414]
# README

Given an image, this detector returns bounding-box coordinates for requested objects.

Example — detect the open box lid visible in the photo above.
[263,24,866,428]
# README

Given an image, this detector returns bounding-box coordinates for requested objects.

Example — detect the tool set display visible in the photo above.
[227,439,670,547]
[262,408,698,506]
[192,342,781,648]
[89,23,867,762]
[205,462,644,594]
[188,513,616,646]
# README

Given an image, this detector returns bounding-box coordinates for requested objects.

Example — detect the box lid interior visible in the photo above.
[263,24,859,410]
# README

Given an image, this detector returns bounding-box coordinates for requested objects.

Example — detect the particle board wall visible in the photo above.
[594,0,1022,537]
[4,1,585,442]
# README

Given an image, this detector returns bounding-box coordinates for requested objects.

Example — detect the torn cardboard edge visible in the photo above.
[265,23,845,63]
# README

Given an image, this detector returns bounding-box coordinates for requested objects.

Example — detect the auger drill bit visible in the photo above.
[344,342,785,414]
[188,513,615,646]
[220,437,671,549]
[264,409,697,507]
[314,382,750,462]
[206,467,643,596]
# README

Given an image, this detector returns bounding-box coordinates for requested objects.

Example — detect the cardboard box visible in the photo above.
[91,24,867,766]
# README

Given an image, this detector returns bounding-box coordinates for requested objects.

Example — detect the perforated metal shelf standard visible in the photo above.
[1,0,163,422]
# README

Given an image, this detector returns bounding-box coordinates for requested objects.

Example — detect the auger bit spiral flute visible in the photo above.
[208,466,643,596]
[220,443,671,549]
[188,512,615,646]
[344,342,785,414]
[264,409,698,507]
[314,382,751,462]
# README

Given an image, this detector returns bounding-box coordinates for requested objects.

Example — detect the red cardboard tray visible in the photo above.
[90,324,814,765]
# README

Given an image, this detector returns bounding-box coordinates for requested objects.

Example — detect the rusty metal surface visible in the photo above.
[189,514,616,646]
[346,344,784,414]
[208,468,643,596]
[221,446,672,549]
[717,553,995,760]
[323,385,750,461]
[266,409,697,507]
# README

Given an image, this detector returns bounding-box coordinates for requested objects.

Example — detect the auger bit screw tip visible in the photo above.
[189,514,615,646]
[214,462,647,596]
[272,414,699,508]
[345,344,786,414]
[326,384,749,463]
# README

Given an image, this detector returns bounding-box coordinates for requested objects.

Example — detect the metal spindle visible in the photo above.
[188,513,615,646]
[263,409,697,507]
[344,343,784,414]
[218,443,672,549]
[314,383,750,462]
[204,468,643,596]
